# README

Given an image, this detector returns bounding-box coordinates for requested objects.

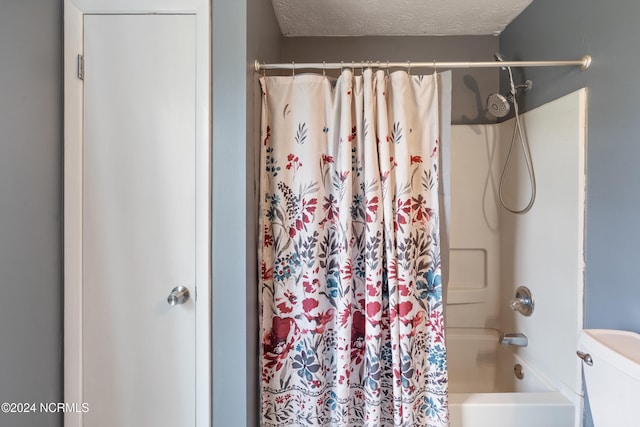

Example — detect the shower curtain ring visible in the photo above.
[386,61,390,77]
[433,60,437,74]
[291,61,295,76]
[407,60,411,74]
[340,61,344,73]
[322,61,326,77]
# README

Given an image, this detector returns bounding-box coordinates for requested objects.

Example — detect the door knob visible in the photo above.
[167,285,190,306]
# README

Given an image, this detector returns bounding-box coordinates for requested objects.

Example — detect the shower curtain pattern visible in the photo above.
[259,69,448,427]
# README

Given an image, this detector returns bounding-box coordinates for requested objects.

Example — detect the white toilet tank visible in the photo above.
[578,329,640,426]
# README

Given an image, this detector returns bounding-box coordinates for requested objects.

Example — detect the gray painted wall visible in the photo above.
[0,1,63,426]
[500,1,640,425]
[211,0,248,425]
[282,36,499,124]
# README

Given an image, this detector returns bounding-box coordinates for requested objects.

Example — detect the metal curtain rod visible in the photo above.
[254,55,592,72]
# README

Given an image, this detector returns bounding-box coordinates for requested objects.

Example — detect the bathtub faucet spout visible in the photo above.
[499,333,528,347]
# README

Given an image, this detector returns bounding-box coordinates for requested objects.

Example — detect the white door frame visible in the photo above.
[63,1,211,426]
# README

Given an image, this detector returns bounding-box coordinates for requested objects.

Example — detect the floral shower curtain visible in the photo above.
[259,68,449,427]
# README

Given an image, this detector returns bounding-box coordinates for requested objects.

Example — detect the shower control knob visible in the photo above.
[509,286,534,316]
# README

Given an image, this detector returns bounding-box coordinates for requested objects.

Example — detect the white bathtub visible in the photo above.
[446,328,575,427]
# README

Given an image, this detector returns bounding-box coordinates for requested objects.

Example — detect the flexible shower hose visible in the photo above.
[498,90,537,214]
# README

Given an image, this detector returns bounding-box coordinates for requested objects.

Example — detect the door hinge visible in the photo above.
[77,54,84,80]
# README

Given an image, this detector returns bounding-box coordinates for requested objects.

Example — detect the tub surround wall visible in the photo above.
[447,124,503,328]
[447,90,586,426]
[499,89,586,414]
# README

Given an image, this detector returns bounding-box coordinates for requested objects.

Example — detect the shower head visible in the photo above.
[487,92,511,118]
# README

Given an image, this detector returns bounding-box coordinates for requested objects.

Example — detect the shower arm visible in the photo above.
[254,56,592,72]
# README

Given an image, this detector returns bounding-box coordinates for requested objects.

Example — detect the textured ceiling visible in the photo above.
[272,0,534,37]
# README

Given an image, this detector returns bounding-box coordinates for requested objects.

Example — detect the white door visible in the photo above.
[81,14,196,426]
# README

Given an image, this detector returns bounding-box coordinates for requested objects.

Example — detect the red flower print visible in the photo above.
[303,278,319,293]
[322,194,339,222]
[340,259,352,281]
[366,301,381,318]
[289,197,318,238]
[322,154,334,164]
[285,289,297,304]
[277,301,293,314]
[285,153,302,178]
[352,310,365,341]
[431,139,439,158]
[263,225,274,247]
[398,301,413,317]
[411,195,431,224]
[430,308,445,335]
[305,308,335,334]
[263,316,299,370]
[301,268,320,293]
[348,126,356,142]
[387,259,398,281]
[366,280,380,297]
[302,298,319,312]
[398,283,410,297]
[276,290,297,314]
[301,198,317,224]
[413,310,426,329]
[391,301,414,326]
[365,196,378,223]
[410,155,422,164]
[351,310,366,363]
[339,304,351,327]
[266,318,293,348]
[394,198,411,232]
[261,261,273,281]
